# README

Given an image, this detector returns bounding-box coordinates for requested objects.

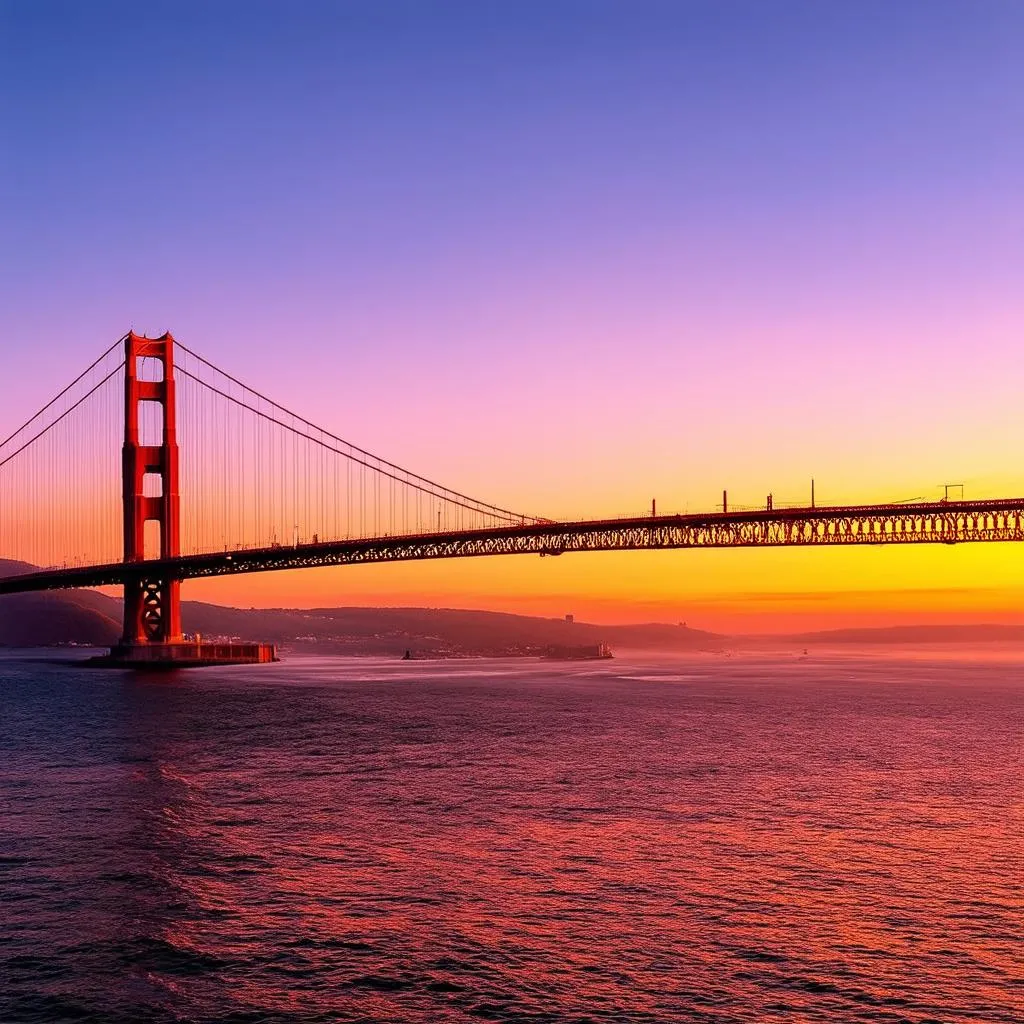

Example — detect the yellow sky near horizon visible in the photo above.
[175,539,1024,634]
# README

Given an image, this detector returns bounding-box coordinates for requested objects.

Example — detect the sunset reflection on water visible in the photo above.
[1,651,1020,1022]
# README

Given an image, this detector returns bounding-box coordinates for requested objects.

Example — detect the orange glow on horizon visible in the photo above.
[177,539,1024,635]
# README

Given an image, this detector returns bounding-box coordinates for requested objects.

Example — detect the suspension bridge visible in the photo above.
[1,332,1022,663]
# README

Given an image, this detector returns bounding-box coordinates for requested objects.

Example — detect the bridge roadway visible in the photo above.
[2,497,1023,596]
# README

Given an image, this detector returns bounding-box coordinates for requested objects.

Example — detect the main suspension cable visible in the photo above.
[175,342,540,524]
[0,361,125,471]
[0,337,123,451]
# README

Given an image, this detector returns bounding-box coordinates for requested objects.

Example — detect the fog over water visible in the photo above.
[1,650,1020,1023]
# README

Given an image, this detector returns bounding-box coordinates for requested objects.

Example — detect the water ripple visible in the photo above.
[0,651,1020,1023]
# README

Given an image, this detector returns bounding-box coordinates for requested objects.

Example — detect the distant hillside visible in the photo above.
[4,557,1023,652]
[0,562,720,653]
[781,624,1024,645]
[178,602,723,656]
[0,560,120,647]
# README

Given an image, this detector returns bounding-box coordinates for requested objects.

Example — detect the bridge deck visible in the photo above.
[2,498,1023,596]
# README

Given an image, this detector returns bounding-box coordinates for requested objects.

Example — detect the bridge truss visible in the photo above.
[2,498,1023,596]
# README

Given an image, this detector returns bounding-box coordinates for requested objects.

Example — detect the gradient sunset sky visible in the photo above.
[2,1,1023,630]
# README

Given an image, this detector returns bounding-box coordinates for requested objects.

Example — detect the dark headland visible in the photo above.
[3,560,1023,658]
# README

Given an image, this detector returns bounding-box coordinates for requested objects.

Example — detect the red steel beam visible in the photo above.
[2,497,1024,595]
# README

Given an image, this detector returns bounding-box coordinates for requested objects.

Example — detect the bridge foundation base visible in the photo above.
[89,641,278,669]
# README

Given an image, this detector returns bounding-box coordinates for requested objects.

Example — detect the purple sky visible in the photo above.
[2,1,1022,622]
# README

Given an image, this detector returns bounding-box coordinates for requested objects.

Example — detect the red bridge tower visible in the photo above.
[121,331,182,645]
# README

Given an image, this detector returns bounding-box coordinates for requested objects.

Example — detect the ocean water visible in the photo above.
[0,649,1020,1023]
